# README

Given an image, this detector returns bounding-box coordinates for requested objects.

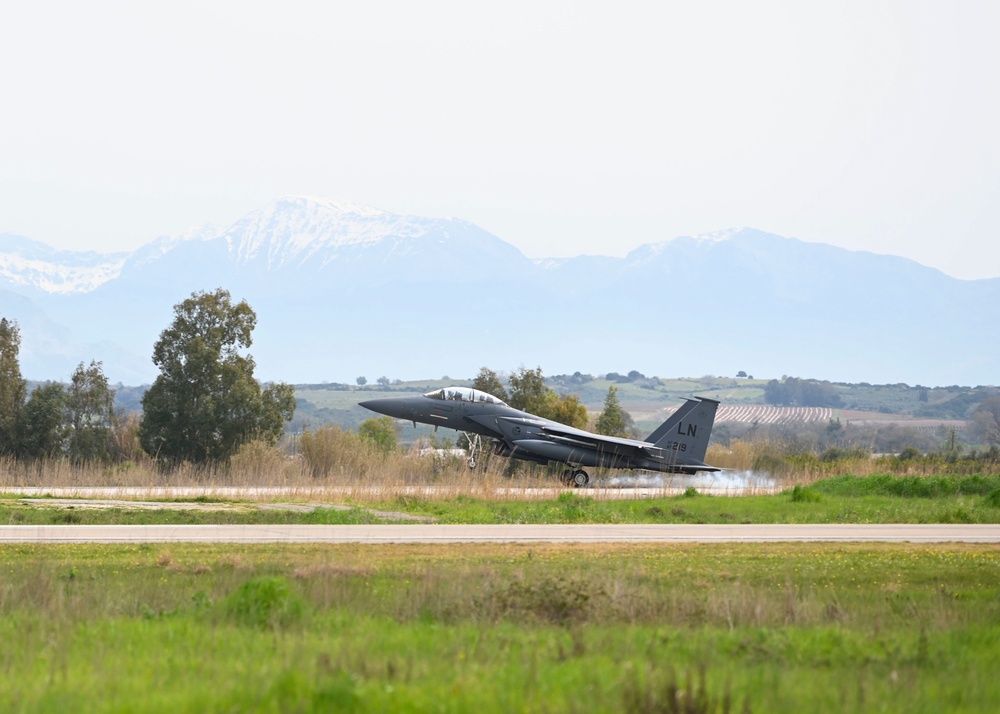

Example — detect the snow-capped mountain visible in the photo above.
[211,196,533,288]
[1,198,997,387]
[0,233,128,294]
[223,196,434,268]
[121,224,224,272]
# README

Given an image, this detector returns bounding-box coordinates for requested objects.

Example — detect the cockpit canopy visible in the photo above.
[424,387,507,406]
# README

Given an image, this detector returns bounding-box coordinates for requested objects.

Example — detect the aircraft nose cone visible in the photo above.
[358,397,408,420]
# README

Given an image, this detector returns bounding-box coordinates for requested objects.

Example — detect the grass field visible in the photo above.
[4,470,999,711]
[1,542,998,712]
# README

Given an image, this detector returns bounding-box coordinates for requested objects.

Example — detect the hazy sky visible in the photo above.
[2,1,998,279]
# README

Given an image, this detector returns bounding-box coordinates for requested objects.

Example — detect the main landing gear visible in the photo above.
[560,469,590,488]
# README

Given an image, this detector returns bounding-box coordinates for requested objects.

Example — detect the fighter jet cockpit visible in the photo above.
[424,387,507,405]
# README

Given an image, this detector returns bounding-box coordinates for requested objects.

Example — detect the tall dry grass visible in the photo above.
[3,433,995,501]
[0,436,557,500]
[706,438,999,486]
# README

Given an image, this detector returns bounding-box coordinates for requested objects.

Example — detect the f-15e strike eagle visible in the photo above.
[359,387,721,487]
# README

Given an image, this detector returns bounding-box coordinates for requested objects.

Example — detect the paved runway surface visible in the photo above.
[2,524,998,543]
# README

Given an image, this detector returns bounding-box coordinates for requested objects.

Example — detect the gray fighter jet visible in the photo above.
[359,387,721,487]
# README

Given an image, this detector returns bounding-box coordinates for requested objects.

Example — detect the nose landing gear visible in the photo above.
[464,433,482,469]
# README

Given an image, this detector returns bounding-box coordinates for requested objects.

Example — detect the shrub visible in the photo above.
[790,484,822,503]
[225,576,304,628]
[299,426,367,477]
[898,446,923,461]
[358,416,398,454]
[228,439,287,482]
[491,577,602,625]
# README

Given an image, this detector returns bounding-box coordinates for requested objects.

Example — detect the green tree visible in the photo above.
[472,366,508,402]
[139,289,296,462]
[764,376,841,407]
[358,416,398,454]
[505,365,587,427]
[508,366,547,412]
[542,391,589,429]
[17,383,66,458]
[763,378,791,405]
[0,318,27,454]
[64,360,117,462]
[595,385,632,437]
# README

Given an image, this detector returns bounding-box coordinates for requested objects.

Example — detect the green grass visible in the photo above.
[1,542,998,712]
[379,487,1000,524]
[376,474,1000,524]
[0,503,399,526]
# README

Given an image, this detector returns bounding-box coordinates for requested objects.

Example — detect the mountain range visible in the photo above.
[1,196,997,387]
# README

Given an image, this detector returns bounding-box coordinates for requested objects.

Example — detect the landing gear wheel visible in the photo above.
[560,469,575,486]
[571,469,589,488]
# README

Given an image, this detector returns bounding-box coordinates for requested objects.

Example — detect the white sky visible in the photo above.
[1,1,998,279]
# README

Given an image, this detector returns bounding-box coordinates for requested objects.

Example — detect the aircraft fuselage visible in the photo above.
[360,387,721,486]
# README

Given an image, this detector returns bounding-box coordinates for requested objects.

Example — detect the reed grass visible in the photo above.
[1,436,996,504]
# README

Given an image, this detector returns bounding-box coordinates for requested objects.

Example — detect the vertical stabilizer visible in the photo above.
[649,397,720,463]
[644,399,701,444]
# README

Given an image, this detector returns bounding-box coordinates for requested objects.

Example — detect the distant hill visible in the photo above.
[1,197,997,387]
[289,376,994,448]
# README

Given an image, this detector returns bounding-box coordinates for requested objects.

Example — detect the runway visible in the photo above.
[2,524,998,543]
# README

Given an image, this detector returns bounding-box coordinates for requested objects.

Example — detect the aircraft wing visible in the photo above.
[538,424,665,457]
[536,423,720,471]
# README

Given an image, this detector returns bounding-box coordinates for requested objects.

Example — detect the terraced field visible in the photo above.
[646,404,835,424]
[716,404,834,424]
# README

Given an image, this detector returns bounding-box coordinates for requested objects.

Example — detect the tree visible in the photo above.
[542,391,589,429]
[17,383,66,458]
[472,367,508,402]
[376,376,390,387]
[508,366,547,413]
[595,385,632,438]
[763,378,791,405]
[504,365,587,426]
[0,318,27,454]
[764,376,842,407]
[64,361,117,462]
[972,396,1000,448]
[139,289,296,462]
